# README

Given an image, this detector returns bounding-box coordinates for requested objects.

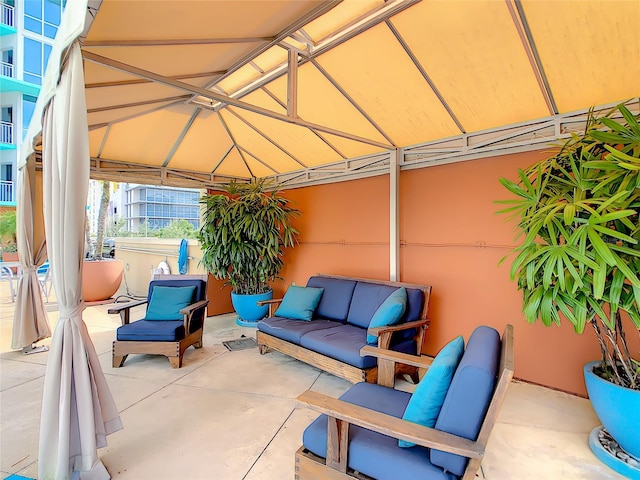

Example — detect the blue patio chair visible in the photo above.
[296,325,514,480]
[108,275,209,368]
[37,261,53,303]
[1,265,17,302]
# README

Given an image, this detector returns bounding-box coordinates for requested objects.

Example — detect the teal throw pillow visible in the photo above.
[146,285,196,321]
[274,285,324,321]
[399,335,465,447]
[367,287,407,344]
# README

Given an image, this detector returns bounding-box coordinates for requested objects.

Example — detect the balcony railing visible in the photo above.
[0,121,13,144]
[0,180,15,204]
[1,2,14,27]
[1,61,13,77]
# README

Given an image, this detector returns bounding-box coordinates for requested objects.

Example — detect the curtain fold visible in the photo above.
[38,43,122,480]
[12,159,50,349]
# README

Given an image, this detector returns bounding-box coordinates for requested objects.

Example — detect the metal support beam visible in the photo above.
[81,50,392,149]
[508,0,557,115]
[389,149,400,282]
[287,49,298,118]
[82,37,273,47]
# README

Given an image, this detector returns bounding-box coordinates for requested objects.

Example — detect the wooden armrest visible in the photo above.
[257,298,283,317]
[360,345,434,369]
[107,299,148,314]
[369,318,430,336]
[297,390,482,459]
[181,298,209,330]
[257,298,283,306]
[108,299,148,325]
[179,299,209,315]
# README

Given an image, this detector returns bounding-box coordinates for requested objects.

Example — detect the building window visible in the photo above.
[1,49,13,77]
[2,163,13,182]
[24,0,61,39]
[23,37,53,85]
[22,95,37,140]
[1,106,12,144]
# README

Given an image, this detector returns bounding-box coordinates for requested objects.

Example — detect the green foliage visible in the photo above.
[198,179,300,295]
[498,102,640,390]
[0,210,17,250]
[153,219,198,239]
[106,218,134,238]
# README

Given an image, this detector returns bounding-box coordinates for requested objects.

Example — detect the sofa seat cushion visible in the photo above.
[299,324,375,369]
[306,276,357,321]
[430,326,501,476]
[257,317,342,345]
[117,320,185,341]
[303,383,456,480]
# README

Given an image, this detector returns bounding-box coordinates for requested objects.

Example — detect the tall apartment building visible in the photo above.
[0,0,64,206]
[123,184,201,234]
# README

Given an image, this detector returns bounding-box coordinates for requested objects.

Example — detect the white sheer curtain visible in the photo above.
[38,43,122,480]
[12,160,50,350]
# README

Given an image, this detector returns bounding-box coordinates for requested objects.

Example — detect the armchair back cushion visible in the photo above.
[430,326,501,476]
[145,279,207,331]
[146,285,196,321]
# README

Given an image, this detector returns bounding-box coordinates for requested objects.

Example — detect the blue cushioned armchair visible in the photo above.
[295,325,514,480]
[109,275,209,368]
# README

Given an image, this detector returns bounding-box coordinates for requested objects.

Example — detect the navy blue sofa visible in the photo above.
[296,325,515,480]
[255,274,431,384]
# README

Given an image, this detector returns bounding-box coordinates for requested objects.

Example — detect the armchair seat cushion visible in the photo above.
[303,382,456,480]
[117,320,185,342]
[299,324,375,369]
[257,317,342,345]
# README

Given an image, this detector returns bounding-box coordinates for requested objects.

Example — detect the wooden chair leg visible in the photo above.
[113,354,127,368]
[259,344,269,354]
[169,355,181,368]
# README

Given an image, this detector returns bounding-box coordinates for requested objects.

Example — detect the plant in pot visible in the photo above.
[199,179,300,326]
[497,103,640,476]
[83,181,123,302]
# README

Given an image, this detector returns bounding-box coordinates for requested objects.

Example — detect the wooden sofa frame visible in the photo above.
[256,274,431,384]
[109,274,209,368]
[295,324,514,480]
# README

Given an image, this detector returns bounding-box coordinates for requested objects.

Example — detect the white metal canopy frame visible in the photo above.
[24,0,640,190]
[16,1,640,476]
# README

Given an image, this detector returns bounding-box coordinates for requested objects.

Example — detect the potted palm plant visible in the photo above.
[498,102,640,476]
[83,181,123,302]
[199,179,300,326]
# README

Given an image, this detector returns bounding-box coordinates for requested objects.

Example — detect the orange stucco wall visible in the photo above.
[276,150,639,397]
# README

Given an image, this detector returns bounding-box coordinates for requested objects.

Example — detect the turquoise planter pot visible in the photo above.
[584,361,640,461]
[231,290,272,327]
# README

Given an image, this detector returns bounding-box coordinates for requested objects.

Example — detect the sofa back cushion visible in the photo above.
[347,282,425,329]
[306,276,357,321]
[430,326,501,476]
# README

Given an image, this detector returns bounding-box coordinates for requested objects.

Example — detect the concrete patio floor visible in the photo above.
[0,284,626,479]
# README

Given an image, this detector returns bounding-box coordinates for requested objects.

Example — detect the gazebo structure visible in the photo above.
[15,0,640,478]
